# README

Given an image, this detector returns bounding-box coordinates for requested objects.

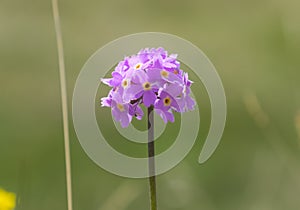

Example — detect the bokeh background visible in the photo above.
[1,0,300,209]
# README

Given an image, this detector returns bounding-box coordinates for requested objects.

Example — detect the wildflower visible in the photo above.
[123,69,159,107]
[176,73,195,112]
[111,89,132,128]
[0,188,16,210]
[154,89,180,123]
[101,47,195,127]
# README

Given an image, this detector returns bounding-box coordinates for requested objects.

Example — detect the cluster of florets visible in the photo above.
[101,47,195,127]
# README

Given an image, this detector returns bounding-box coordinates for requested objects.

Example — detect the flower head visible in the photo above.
[101,47,195,127]
[0,188,16,210]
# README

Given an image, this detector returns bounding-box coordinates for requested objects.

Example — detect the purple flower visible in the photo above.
[110,90,132,128]
[101,72,123,87]
[129,102,144,120]
[100,47,195,127]
[154,90,180,123]
[123,69,160,107]
[176,73,195,111]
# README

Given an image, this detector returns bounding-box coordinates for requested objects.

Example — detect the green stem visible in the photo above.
[51,0,73,210]
[148,106,157,210]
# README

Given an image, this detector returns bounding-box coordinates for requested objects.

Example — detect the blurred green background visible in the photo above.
[1,0,300,209]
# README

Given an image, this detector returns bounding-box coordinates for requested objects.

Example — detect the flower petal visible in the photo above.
[123,85,143,102]
[165,110,175,123]
[143,90,157,107]
[155,109,167,123]
[120,113,132,128]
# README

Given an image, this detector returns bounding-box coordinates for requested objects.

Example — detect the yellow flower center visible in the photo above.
[143,82,151,90]
[163,96,172,106]
[122,79,128,88]
[117,103,125,112]
[134,63,142,70]
[174,69,178,74]
[160,70,169,78]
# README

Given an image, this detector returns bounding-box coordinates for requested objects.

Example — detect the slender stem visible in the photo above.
[148,106,157,210]
[51,1,73,210]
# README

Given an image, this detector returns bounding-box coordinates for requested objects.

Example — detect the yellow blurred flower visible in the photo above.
[0,188,16,210]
